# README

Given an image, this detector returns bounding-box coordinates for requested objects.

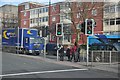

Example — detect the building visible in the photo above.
[70,2,104,44]
[103,2,120,35]
[18,2,43,28]
[49,2,104,45]
[0,4,18,28]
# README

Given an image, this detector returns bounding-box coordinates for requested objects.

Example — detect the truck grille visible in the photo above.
[34,44,40,48]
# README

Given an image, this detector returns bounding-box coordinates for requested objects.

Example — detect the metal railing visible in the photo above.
[89,51,119,65]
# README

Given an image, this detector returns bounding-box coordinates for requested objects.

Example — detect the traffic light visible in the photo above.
[42,26,48,37]
[85,19,95,35]
[56,23,63,36]
[81,22,85,34]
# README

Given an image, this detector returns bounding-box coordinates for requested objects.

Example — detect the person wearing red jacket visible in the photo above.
[70,42,77,62]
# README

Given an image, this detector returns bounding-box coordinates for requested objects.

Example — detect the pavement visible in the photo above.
[14,53,119,74]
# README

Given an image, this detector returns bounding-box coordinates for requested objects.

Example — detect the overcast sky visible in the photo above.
[0,0,119,6]
[0,0,65,6]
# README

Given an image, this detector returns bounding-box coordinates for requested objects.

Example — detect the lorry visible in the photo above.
[2,28,44,55]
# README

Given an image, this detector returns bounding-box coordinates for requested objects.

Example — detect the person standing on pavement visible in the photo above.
[73,42,78,62]
[70,42,77,62]
[66,46,71,61]
[76,46,81,62]
[59,45,64,61]
[70,46,75,62]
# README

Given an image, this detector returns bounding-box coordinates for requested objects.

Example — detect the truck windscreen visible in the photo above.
[30,38,44,44]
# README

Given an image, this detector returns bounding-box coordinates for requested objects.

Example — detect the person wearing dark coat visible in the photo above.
[76,46,81,62]
[59,46,64,61]
[66,46,71,61]
[70,46,76,62]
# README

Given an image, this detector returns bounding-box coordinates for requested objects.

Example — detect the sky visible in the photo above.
[0,0,65,6]
[0,0,119,6]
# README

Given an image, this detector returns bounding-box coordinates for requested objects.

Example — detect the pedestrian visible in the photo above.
[66,46,71,61]
[59,45,64,61]
[73,42,78,62]
[76,46,81,62]
[70,46,75,62]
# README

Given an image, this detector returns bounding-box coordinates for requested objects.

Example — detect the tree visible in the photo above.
[61,1,104,44]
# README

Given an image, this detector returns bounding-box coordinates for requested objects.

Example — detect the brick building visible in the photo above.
[18,2,44,28]
[49,2,104,45]
[70,2,104,44]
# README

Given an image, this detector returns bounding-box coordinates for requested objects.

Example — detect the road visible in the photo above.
[1,51,119,79]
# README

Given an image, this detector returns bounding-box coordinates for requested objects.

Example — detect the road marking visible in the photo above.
[0,69,88,77]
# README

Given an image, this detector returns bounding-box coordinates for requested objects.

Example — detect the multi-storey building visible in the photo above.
[30,6,49,28]
[18,2,44,28]
[0,4,18,28]
[49,2,72,45]
[49,2,104,45]
[70,2,104,44]
[103,2,120,35]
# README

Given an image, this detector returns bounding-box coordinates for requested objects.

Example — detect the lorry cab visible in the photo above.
[23,36,44,55]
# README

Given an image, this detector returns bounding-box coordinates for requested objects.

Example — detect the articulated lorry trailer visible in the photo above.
[2,28,44,55]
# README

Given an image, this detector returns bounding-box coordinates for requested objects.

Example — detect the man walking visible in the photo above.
[59,45,64,61]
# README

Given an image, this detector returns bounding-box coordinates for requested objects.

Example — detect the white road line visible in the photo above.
[0,69,88,77]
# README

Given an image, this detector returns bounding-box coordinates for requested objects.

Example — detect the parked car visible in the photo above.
[46,43,57,55]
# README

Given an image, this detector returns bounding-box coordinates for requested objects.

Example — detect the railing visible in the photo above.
[80,50,119,66]
[89,51,119,66]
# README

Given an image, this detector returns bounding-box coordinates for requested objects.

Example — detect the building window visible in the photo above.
[104,19,109,25]
[43,8,45,13]
[30,19,32,24]
[39,18,42,22]
[104,7,109,13]
[24,12,27,16]
[52,5,56,12]
[116,4,120,12]
[60,4,65,10]
[51,35,55,41]
[39,8,42,13]
[36,9,39,14]
[52,16,56,22]
[65,3,70,7]
[45,16,48,22]
[25,4,29,9]
[116,18,120,25]
[92,9,97,16]
[45,7,48,12]
[77,12,81,18]
[110,19,115,25]
[64,35,70,42]
[110,5,115,13]
[24,21,26,25]
[31,10,34,14]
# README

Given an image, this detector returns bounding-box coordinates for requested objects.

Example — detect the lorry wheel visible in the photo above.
[35,53,40,56]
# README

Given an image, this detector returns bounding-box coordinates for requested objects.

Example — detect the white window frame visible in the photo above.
[25,4,29,9]
[24,20,26,25]
[92,9,97,16]
[52,16,56,22]
[24,12,27,16]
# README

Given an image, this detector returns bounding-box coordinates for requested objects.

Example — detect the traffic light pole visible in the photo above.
[85,19,94,66]
[44,37,47,58]
[57,37,59,61]
[86,35,89,66]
